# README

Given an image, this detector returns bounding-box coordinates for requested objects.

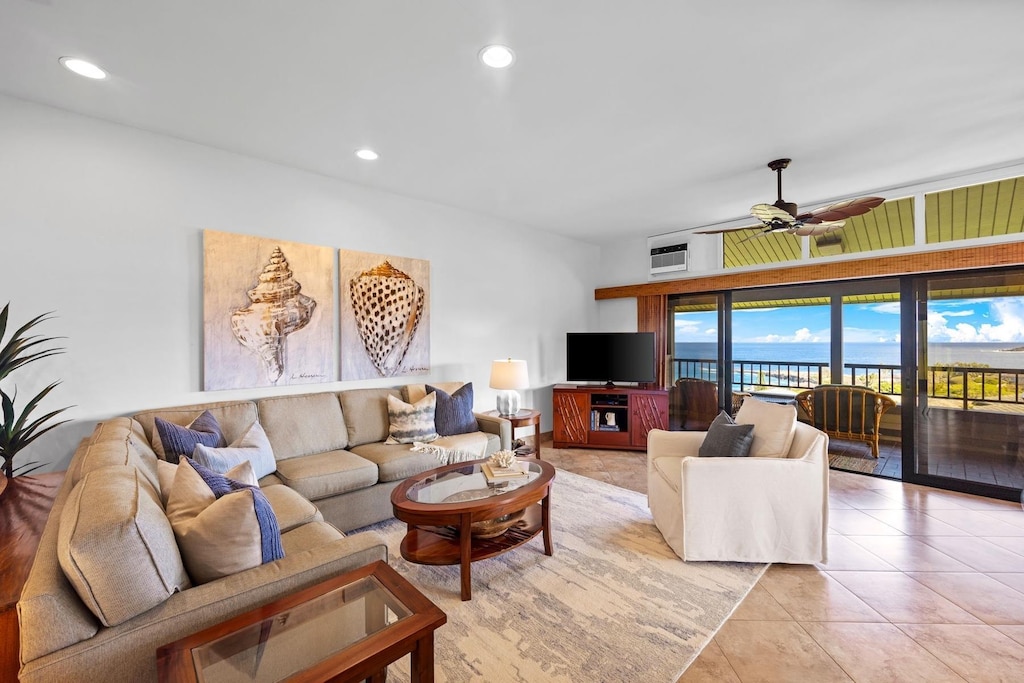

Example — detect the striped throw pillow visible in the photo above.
[385,393,439,444]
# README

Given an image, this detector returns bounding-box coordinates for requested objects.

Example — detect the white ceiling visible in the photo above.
[3,0,1023,245]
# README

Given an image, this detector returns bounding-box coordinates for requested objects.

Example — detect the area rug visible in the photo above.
[829,453,880,474]
[366,469,766,682]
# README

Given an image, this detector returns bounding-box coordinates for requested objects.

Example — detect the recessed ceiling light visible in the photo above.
[59,57,107,80]
[355,148,379,161]
[479,45,515,69]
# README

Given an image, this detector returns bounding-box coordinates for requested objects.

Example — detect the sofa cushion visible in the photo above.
[154,410,225,462]
[57,466,190,627]
[273,450,379,501]
[134,400,258,460]
[261,484,323,532]
[280,520,346,555]
[428,382,478,436]
[348,442,442,482]
[193,420,277,479]
[433,432,490,458]
[735,397,798,458]
[404,381,465,404]
[257,392,348,459]
[385,393,439,445]
[70,418,161,491]
[166,458,284,584]
[698,411,754,457]
[338,387,401,447]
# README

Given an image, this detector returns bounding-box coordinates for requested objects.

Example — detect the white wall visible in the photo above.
[0,95,600,472]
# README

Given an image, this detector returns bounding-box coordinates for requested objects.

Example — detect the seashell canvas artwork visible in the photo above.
[340,250,430,380]
[203,230,336,390]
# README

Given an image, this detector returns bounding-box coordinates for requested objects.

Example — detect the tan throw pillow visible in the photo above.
[157,458,256,508]
[58,467,190,626]
[735,397,797,458]
[385,393,439,444]
[166,458,283,584]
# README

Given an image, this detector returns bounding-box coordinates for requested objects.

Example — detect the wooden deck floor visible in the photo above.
[828,406,1024,490]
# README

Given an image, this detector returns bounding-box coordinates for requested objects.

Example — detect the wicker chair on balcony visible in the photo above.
[671,378,718,430]
[795,384,895,457]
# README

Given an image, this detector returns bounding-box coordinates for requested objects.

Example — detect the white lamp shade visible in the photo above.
[489,359,529,390]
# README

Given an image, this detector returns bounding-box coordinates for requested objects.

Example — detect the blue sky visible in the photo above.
[674,298,1024,344]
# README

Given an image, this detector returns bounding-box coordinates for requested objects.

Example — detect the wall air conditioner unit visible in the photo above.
[814,232,844,256]
[649,243,687,275]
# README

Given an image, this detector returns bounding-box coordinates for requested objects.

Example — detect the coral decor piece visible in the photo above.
[230,247,316,384]
[340,250,430,380]
[488,450,518,470]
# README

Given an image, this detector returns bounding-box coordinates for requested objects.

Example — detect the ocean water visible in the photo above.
[675,342,1024,370]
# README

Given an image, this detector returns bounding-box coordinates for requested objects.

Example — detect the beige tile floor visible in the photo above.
[539,438,1024,683]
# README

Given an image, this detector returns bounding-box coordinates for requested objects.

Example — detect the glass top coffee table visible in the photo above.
[391,458,555,601]
[156,560,445,683]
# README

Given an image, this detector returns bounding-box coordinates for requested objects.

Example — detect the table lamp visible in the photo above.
[489,358,529,416]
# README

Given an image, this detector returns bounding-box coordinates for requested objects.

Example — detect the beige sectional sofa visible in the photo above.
[19,381,508,683]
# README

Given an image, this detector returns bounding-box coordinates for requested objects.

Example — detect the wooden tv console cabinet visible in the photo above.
[552,384,668,451]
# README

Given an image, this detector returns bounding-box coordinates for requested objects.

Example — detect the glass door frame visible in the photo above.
[901,271,1022,501]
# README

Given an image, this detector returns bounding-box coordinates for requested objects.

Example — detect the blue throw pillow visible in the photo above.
[698,411,754,457]
[428,383,477,436]
[155,410,225,462]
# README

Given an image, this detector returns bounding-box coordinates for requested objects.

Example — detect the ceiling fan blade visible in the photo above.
[787,220,846,237]
[804,196,884,223]
[750,203,796,225]
[694,224,764,235]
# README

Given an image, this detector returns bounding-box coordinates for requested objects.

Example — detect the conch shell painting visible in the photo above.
[341,250,430,380]
[203,231,335,391]
[230,247,316,384]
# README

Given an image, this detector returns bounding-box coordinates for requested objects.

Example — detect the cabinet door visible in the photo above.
[630,392,669,448]
[553,391,590,445]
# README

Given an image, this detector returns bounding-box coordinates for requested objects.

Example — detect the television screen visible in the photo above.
[566,332,656,384]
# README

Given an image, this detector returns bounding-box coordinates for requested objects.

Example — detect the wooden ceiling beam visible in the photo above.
[595,242,1024,300]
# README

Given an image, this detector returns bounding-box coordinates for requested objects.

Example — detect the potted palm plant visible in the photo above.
[0,304,71,479]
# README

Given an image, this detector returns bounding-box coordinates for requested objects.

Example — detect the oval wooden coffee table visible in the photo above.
[391,458,555,601]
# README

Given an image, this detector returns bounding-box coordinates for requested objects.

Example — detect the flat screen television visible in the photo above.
[566,332,657,385]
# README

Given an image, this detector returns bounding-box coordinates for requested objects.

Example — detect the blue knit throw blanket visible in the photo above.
[187,457,285,564]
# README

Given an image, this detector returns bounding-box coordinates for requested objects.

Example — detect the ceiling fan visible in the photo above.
[697,158,884,239]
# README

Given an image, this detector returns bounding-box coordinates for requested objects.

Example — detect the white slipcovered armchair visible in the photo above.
[646,404,830,564]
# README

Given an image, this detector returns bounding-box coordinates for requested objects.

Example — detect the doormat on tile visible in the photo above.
[829,453,880,474]
[363,469,766,682]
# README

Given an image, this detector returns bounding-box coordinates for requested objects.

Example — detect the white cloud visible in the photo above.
[942,310,974,318]
[749,327,825,343]
[704,328,716,335]
[734,307,779,314]
[926,299,1024,342]
[870,302,901,315]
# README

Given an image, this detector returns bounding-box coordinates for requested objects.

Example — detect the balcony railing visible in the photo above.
[672,358,1024,409]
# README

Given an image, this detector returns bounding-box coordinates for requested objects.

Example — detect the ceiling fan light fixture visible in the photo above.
[479,45,515,69]
[59,57,107,80]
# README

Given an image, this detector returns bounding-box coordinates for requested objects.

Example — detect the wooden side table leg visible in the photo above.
[542,491,553,556]
[459,513,472,601]
[410,632,435,683]
[534,422,542,459]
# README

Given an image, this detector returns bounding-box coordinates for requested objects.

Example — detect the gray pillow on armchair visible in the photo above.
[698,411,755,457]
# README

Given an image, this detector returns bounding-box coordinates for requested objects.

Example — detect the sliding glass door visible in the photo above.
[910,271,1024,494]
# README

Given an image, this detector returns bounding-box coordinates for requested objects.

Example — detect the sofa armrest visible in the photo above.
[474,412,512,450]
[19,532,388,683]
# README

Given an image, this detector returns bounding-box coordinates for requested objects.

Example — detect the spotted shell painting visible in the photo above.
[204,230,336,390]
[340,250,430,380]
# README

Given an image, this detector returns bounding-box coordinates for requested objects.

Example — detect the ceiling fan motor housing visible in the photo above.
[772,199,799,217]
